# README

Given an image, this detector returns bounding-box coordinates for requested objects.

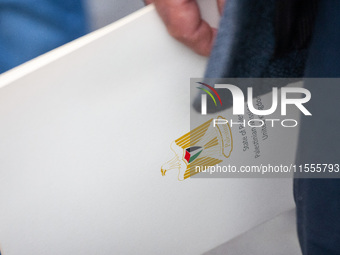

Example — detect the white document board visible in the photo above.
[0,3,296,255]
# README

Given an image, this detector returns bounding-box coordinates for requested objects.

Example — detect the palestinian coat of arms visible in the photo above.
[161,116,233,181]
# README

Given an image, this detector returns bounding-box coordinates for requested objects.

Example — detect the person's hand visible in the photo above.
[145,0,226,56]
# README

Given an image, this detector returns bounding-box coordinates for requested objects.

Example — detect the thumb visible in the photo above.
[217,0,226,15]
